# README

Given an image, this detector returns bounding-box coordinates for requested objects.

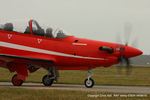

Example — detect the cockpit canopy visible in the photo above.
[0,19,70,39]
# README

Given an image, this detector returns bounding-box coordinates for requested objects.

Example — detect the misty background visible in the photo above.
[0,0,150,54]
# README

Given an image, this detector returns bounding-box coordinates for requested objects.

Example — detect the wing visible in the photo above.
[0,53,55,66]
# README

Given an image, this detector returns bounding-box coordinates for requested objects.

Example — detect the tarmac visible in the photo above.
[0,82,150,94]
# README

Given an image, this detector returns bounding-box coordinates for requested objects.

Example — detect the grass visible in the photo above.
[0,66,150,86]
[0,87,149,100]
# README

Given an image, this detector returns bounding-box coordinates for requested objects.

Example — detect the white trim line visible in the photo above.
[0,41,105,60]
[72,43,87,46]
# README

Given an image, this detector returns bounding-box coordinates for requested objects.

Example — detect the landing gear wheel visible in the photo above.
[12,74,23,86]
[84,78,94,88]
[42,75,54,86]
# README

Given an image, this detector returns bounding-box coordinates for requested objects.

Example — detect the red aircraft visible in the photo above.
[0,19,142,88]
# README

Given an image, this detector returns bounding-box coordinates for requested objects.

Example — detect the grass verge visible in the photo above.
[0,87,149,100]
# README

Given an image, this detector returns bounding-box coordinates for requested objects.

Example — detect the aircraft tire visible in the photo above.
[12,74,23,86]
[84,78,94,88]
[42,75,54,86]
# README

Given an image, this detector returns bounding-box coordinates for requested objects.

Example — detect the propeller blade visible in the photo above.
[131,37,138,48]
[117,56,132,75]
[117,56,123,74]
[124,22,132,45]
[116,32,122,44]
[125,58,132,75]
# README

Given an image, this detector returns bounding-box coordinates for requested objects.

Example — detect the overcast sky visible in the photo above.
[0,0,150,54]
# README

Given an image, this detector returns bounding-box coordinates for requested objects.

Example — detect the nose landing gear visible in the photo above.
[84,69,94,88]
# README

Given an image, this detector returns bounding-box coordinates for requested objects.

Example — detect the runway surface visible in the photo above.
[0,82,150,94]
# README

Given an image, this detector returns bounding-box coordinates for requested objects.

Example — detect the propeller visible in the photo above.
[116,22,138,75]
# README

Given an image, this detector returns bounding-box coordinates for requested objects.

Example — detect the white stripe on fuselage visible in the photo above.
[72,43,87,46]
[0,41,104,60]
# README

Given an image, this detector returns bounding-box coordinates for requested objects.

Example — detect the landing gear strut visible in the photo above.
[84,69,94,88]
[42,67,59,86]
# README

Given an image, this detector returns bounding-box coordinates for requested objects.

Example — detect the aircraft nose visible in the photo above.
[124,46,143,58]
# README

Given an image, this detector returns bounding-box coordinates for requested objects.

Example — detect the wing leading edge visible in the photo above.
[0,54,55,64]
